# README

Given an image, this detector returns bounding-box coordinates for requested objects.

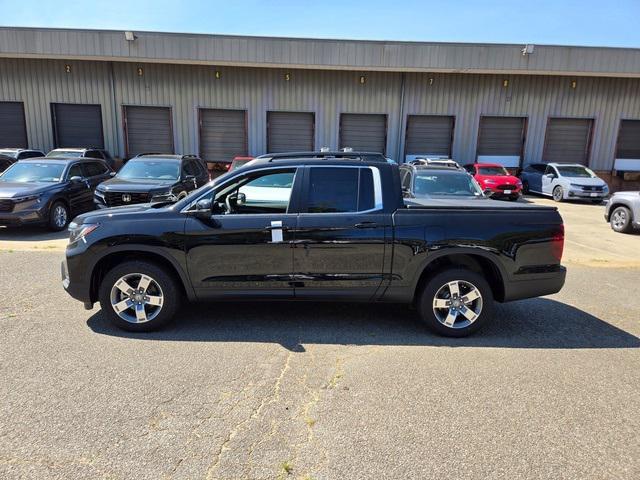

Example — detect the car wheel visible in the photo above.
[610,206,633,233]
[522,180,529,194]
[552,186,564,202]
[48,201,70,231]
[417,268,494,337]
[98,260,181,332]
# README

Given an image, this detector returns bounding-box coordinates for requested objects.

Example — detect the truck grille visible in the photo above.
[103,191,150,207]
[0,199,14,212]
[497,184,517,191]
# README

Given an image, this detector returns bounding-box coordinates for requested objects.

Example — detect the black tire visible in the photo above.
[552,186,564,202]
[48,200,70,231]
[522,180,529,194]
[417,268,494,337]
[610,206,633,233]
[591,199,602,204]
[98,260,181,332]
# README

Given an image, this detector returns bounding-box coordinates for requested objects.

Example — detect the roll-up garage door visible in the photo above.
[0,102,28,148]
[477,116,526,168]
[267,111,314,153]
[340,114,387,154]
[123,106,173,158]
[543,118,593,165]
[405,115,454,160]
[614,120,640,171]
[199,109,247,162]
[52,103,104,148]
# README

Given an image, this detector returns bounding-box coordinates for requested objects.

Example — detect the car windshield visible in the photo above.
[478,166,508,176]
[117,160,180,180]
[0,150,18,159]
[556,166,594,178]
[413,171,482,197]
[0,162,65,183]
[46,150,83,158]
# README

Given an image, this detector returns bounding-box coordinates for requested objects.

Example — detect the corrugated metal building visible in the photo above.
[1,27,640,188]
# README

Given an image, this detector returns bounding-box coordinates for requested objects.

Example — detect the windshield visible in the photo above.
[478,166,508,176]
[0,162,65,183]
[413,171,482,197]
[0,150,17,159]
[46,150,83,158]
[556,166,594,178]
[117,160,180,180]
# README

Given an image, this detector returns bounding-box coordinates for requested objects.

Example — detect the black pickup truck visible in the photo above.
[62,153,566,337]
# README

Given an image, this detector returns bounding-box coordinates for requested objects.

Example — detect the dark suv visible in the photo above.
[94,154,209,208]
[0,148,46,171]
[0,157,113,230]
[47,148,116,170]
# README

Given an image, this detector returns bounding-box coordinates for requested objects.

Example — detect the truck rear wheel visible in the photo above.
[98,260,181,332]
[417,268,494,337]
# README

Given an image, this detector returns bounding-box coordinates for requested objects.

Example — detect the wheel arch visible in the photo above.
[412,251,506,304]
[607,202,633,221]
[88,247,195,304]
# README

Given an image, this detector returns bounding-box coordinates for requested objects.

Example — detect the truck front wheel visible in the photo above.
[98,260,181,332]
[417,268,494,337]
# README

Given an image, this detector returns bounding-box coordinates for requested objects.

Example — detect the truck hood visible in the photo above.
[0,181,60,199]
[97,177,175,193]
[73,203,163,224]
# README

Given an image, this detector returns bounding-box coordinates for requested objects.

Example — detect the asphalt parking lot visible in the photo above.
[0,197,639,480]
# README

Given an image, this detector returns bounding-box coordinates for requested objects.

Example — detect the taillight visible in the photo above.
[551,224,564,262]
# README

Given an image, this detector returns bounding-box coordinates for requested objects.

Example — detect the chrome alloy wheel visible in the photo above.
[53,205,68,228]
[109,273,164,324]
[432,280,483,329]
[612,209,627,230]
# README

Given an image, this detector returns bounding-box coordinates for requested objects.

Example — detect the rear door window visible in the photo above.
[305,167,380,213]
[83,161,108,177]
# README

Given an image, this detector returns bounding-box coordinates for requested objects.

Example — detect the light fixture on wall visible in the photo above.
[428,77,434,86]
[137,67,144,77]
[214,70,222,79]
[502,79,509,88]
[521,44,535,56]
[359,75,366,85]
[570,80,577,89]
[284,72,291,81]
[124,31,137,42]
[64,64,71,73]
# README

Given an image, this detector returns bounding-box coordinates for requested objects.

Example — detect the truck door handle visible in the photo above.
[354,221,377,229]
[263,225,289,232]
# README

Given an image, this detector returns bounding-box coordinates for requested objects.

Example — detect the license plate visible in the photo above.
[590,193,598,197]
[503,190,511,194]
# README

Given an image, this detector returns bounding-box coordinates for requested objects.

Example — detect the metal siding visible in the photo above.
[0,101,28,147]
[267,111,314,153]
[199,108,247,162]
[51,103,104,148]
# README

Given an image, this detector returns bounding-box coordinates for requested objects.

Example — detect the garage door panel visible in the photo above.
[0,102,28,148]
[52,103,103,148]
[267,111,314,153]
[405,115,454,158]
[543,118,593,165]
[340,114,387,154]
[124,106,173,157]
[616,120,640,166]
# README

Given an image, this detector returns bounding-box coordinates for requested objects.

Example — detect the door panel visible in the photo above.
[124,106,173,157]
[543,118,593,165]
[339,113,387,154]
[52,103,104,148]
[66,164,92,214]
[0,102,28,148]
[267,111,314,153]
[185,214,296,297]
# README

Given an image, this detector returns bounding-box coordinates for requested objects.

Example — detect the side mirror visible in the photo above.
[69,176,83,183]
[184,174,195,181]
[194,198,212,220]
[236,192,246,206]
[109,171,116,177]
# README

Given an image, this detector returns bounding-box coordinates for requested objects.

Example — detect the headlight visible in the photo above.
[68,222,100,244]
[94,190,105,199]
[603,185,609,192]
[13,194,42,203]
[484,179,496,185]
[150,189,177,202]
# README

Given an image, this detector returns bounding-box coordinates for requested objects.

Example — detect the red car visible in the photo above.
[463,163,522,201]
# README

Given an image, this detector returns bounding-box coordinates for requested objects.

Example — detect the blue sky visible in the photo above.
[1,0,639,47]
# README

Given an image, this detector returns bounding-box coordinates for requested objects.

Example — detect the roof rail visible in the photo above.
[256,151,387,162]
[132,152,165,158]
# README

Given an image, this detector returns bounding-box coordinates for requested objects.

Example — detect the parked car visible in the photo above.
[0,148,46,161]
[229,156,255,171]
[604,191,640,233]
[0,154,15,173]
[410,158,462,169]
[400,163,486,200]
[62,153,566,337]
[94,154,209,208]
[463,163,522,200]
[0,157,113,230]
[519,163,609,203]
[47,148,116,170]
